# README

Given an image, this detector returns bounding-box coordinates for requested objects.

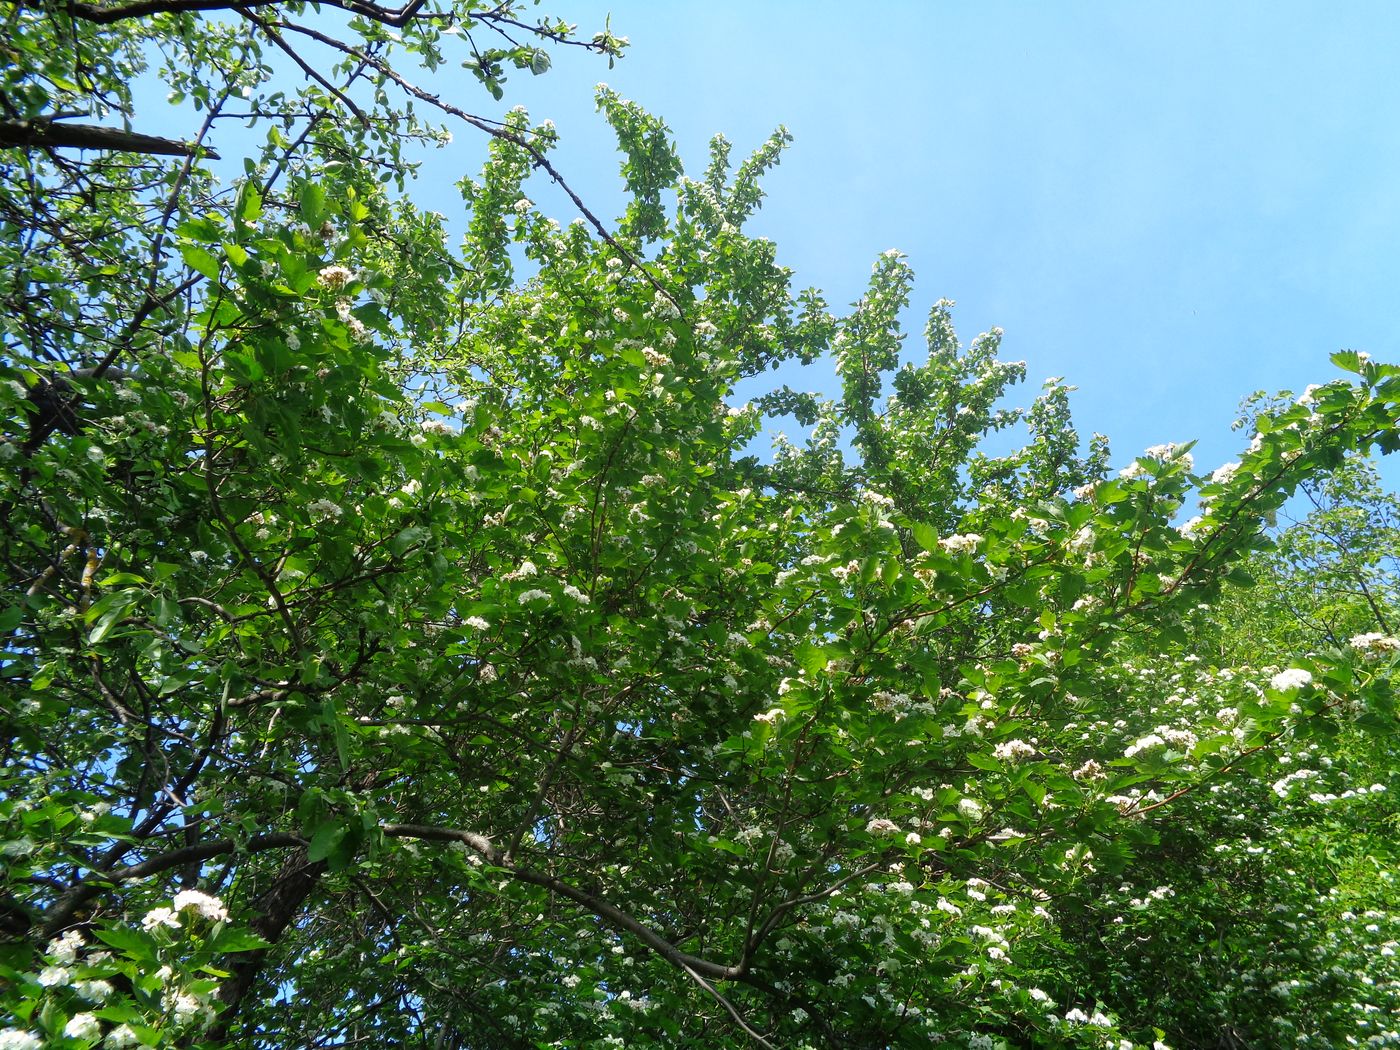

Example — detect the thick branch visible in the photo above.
[66,0,428,28]
[0,118,218,159]
[40,833,304,939]
[211,846,327,1030]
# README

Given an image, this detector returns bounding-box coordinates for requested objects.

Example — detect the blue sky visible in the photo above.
[461,2,1400,478]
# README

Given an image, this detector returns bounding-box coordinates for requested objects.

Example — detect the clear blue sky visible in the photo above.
[452,1,1400,479]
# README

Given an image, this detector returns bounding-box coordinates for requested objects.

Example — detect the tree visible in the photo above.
[2,5,1399,1049]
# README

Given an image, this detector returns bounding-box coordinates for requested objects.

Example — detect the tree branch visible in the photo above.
[381,823,748,981]
[66,0,429,29]
[40,833,305,939]
[0,118,219,159]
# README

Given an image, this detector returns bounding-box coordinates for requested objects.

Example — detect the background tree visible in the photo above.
[3,5,1400,1050]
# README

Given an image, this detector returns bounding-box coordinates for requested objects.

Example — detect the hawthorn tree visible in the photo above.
[3,4,1400,1049]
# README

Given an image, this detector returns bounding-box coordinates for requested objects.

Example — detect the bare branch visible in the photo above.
[66,0,429,29]
[0,118,219,159]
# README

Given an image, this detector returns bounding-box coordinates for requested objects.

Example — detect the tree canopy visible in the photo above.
[2,4,1399,1049]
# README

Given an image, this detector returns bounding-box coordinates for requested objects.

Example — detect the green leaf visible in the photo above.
[307,821,349,865]
[180,244,222,282]
[388,526,430,556]
[911,522,940,554]
[94,926,154,961]
[238,182,263,224]
[299,181,326,225]
[207,927,272,953]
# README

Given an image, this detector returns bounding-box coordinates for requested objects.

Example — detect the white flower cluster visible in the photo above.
[307,498,343,521]
[1350,633,1400,657]
[64,1013,101,1040]
[957,798,985,822]
[1271,767,1320,799]
[992,739,1038,763]
[174,889,230,922]
[317,264,354,290]
[938,533,982,555]
[1144,442,1194,471]
[1269,668,1313,691]
[1124,733,1165,759]
[46,929,85,962]
[142,890,228,933]
[1210,461,1240,485]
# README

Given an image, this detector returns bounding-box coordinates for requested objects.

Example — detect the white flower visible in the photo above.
[1210,461,1240,485]
[561,584,591,604]
[993,739,1037,763]
[38,964,72,986]
[74,978,115,1002]
[65,1013,102,1040]
[47,928,85,962]
[465,616,490,630]
[938,533,982,555]
[513,198,532,214]
[517,589,549,605]
[105,1025,142,1048]
[168,990,203,1023]
[1119,461,1147,480]
[936,897,962,917]
[1350,632,1400,657]
[1270,668,1312,691]
[1124,733,1165,759]
[346,317,371,344]
[504,560,538,580]
[1064,1007,1089,1023]
[754,708,785,725]
[317,265,354,290]
[865,817,900,836]
[562,973,581,988]
[141,906,182,931]
[0,1032,44,1050]
[957,798,985,822]
[307,498,343,521]
[173,889,229,923]
[905,831,921,846]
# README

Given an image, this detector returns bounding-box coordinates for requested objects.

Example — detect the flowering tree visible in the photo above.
[3,4,1400,1049]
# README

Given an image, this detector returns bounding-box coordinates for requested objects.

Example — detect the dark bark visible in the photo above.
[209,847,327,1039]
[0,118,218,159]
